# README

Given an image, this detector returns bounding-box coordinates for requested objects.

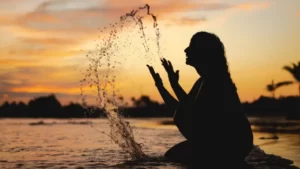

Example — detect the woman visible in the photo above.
[147,32,253,168]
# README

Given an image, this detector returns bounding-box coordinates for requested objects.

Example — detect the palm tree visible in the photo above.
[266,80,276,98]
[266,80,294,98]
[283,61,300,96]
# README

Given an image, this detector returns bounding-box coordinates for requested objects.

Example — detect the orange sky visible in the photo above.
[0,0,299,105]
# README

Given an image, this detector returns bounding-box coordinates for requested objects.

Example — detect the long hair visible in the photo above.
[191,32,230,77]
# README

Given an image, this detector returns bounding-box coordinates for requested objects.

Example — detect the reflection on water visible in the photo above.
[248,117,300,167]
[254,132,300,167]
[0,118,299,168]
[0,118,185,169]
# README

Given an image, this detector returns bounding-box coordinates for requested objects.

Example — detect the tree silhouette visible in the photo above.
[131,95,159,107]
[266,80,294,98]
[28,94,62,117]
[283,61,300,96]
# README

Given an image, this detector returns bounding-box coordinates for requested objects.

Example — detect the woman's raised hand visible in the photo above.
[161,58,179,85]
[146,65,163,87]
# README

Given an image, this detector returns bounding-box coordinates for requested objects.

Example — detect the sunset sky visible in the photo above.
[0,0,299,105]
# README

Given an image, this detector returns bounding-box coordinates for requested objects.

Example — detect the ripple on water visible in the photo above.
[1,119,300,168]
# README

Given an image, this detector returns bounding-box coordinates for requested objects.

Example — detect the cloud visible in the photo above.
[11,0,230,32]
[0,0,231,61]
[0,64,123,104]
[234,2,270,11]
[142,0,230,15]
[0,14,17,25]
[0,0,29,13]
[0,58,38,67]
[0,66,79,86]
[14,0,116,33]
[1,47,83,58]
[0,0,273,104]
[0,65,82,104]
[0,65,113,91]
[20,37,80,45]
[0,0,246,47]
[165,17,206,26]
[1,0,271,33]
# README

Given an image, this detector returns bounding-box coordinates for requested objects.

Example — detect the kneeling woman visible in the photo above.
[147,32,253,167]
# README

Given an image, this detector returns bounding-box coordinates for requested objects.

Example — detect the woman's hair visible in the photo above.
[191,32,230,75]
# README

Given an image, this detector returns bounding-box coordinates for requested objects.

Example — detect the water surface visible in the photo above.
[0,118,299,168]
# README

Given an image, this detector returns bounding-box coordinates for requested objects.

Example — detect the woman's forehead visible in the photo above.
[190,37,204,45]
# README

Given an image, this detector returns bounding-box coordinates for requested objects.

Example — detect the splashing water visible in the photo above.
[80,4,161,160]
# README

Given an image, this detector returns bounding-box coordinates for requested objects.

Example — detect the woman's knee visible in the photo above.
[164,141,191,164]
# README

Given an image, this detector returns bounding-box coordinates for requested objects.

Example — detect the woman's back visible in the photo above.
[193,76,253,153]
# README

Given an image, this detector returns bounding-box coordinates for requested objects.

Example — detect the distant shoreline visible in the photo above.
[159,118,300,134]
[1,95,300,119]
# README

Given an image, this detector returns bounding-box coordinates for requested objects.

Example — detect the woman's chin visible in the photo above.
[186,59,192,66]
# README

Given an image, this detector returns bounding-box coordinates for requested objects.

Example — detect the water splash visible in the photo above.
[80,4,161,160]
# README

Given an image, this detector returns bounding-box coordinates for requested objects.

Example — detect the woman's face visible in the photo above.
[184,32,227,78]
[184,38,208,75]
[184,41,198,66]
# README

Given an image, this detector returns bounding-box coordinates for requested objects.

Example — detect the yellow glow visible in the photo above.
[11,85,80,95]
[1,0,300,105]
[3,94,9,99]
[233,2,270,11]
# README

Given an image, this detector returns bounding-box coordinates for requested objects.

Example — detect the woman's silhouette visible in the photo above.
[147,32,253,168]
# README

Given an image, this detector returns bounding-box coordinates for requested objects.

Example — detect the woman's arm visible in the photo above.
[156,84,179,111]
[170,82,189,103]
[147,65,179,111]
[173,78,203,140]
[173,100,194,140]
[161,58,189,102]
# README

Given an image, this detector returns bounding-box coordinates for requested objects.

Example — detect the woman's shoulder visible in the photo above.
[187,77,203,99]
[195,77,203,84]
[189,77,202,91]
